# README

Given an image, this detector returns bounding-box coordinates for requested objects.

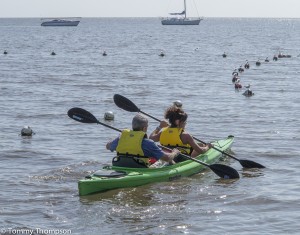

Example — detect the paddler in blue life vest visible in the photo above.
[149,106,213,160]
[106,114,180,168]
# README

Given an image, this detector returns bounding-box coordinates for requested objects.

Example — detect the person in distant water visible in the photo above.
[232,73,239,83]
[232,69,238,76]
[243,84,254,97]
[234,79,242,89]
[106,114,180,168]
[238,66,244,73]
[244,60,250,69]
[149,106,213,159]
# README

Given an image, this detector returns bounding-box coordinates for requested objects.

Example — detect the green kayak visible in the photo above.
[78,136,234,196]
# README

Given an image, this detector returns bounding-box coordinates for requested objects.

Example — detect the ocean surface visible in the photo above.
[0,18,299,235]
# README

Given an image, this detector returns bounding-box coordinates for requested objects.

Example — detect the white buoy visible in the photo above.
[173,100,183,108]
[21,126,33,136]
[104,111,114,120]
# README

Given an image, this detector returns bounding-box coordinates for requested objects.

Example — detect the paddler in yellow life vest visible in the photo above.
[149,106,213,158]
[106,114,180,168]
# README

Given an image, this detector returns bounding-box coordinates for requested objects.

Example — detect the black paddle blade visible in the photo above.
[113,94,140,112]
[209,164,240,179]
[67,107,98,124]
[239,159,265,168]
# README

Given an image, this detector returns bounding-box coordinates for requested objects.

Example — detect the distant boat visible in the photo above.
[41,18,80,26]
[161,0,202,25]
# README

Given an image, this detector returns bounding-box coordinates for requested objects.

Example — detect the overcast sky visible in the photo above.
[0,0,299,18]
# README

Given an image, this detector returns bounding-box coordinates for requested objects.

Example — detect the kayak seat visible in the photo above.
[174,154,189,163]
[112,155,148,168]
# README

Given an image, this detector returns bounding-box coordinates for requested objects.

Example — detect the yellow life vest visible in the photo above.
[116,129,150,166]
[160,127,192,155]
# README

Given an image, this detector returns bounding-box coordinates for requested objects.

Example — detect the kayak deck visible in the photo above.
[78,136,234,196]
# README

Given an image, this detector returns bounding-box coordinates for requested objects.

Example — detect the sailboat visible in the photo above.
[161,0,202,25]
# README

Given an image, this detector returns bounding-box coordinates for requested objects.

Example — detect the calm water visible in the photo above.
[0,18,299,235]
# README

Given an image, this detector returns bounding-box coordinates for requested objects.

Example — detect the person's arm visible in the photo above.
[149,127,161,142]
[149,120,168,141]
[106,136,119,152]
[181,132,212,155]
[142,139,179,164]
[160,148,180,165]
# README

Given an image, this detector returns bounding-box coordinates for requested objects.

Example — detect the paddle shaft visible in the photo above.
[140,109,236,160]
[139,110,161,122]
[192,136,239,161]
[158,144,209,167]
[96,120,121,133]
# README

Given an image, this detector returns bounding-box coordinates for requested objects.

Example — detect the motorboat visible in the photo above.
[41,18,80,26]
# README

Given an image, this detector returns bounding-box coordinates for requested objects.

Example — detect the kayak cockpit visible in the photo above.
[86,167,127,179]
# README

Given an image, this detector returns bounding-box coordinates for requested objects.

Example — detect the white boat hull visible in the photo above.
[41,20,80,27]
[161,18,202,25]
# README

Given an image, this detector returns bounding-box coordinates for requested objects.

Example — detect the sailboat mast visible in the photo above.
[184,0,187,19]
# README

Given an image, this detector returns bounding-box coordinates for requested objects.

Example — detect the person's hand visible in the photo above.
[207,143,213,149]
[159,120,169,128]
[172,148,180,156]
[153,120,169,134]
[169,148,180,164]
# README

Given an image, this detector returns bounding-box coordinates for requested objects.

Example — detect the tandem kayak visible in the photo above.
[78,136,235,196]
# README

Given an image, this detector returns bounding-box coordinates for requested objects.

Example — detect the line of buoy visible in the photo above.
[229,50,292,97]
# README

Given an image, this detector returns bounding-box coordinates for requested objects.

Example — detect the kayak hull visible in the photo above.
[78,136,234,196]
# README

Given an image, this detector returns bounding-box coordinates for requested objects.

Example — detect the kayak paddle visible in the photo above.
[68,107,121,133]
[67,107,240,179]
[113,94,265,169]
[158,144,239,179]
[193,136,265,168]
